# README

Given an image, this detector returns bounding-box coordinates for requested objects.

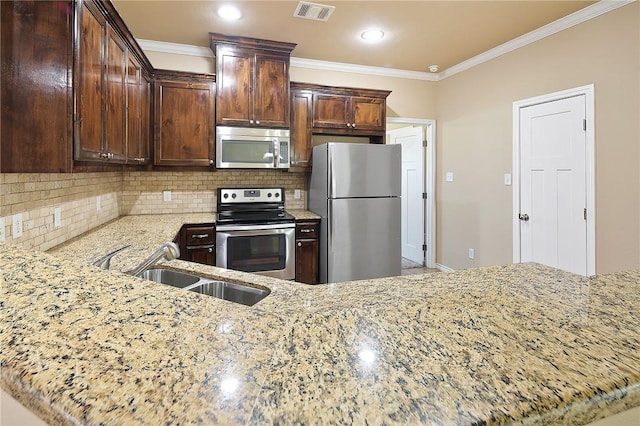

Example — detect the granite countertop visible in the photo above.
[2,214,639,425]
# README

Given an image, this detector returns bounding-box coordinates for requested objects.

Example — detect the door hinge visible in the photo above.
[583,119,587,131]
[584,208,587,220]
[423,140,428,147]
[422,192,427,199]
[422,244,427,251]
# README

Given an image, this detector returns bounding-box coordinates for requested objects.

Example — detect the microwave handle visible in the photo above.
[273,138,279,168]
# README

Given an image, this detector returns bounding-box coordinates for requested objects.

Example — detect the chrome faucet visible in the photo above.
[126,242,180,276]
[92,245,132,270]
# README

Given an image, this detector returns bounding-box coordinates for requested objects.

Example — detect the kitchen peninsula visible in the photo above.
[2,215,639,425]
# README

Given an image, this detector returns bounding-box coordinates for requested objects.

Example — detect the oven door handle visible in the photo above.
[216,223,296,232]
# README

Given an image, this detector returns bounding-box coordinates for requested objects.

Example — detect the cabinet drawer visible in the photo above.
[296,222,319,239]
[185,226,215,245]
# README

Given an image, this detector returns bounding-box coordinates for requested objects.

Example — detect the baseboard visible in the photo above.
[436,263,455,272]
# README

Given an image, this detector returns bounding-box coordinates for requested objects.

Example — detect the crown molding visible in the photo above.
[290,57,438,81]
[138,39,213,57]
[137,0,633,81]
[440,0,635,80]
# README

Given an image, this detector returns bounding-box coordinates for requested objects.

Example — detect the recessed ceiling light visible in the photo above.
[218,5,242,21]
[428,65,440,73]
[361,29,384,41]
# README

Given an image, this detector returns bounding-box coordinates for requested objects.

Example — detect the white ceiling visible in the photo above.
[113,0,598,74]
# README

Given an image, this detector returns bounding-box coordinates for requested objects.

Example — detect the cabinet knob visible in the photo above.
[255,120,260,125]
[99,153,109,159]
[209,159,214,165]
[346,123,352,128]
[351,123,356,128]
[208,247,213,253]
[297,242,302,247]
[249,119,254,124]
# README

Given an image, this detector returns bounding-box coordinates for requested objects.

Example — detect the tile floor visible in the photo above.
[401,258,440,275]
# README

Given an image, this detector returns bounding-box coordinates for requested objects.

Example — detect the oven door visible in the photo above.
[216,223,295,280]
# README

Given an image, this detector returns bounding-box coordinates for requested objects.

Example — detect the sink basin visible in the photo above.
[136,267,270,306]
[137,268,201,288]
[187,281,270,306]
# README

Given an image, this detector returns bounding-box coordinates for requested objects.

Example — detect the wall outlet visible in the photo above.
[0,217,5,243]
[96,195,102,211]
[163,191,172,202]
[54,207,62,228]
[12,213,23,239]
[445,172,454,182]
[504,173,512,186]
[468,248,475,260]
[294,189,301,199]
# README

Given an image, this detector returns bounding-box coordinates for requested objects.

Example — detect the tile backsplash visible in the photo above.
[1,171,308,251]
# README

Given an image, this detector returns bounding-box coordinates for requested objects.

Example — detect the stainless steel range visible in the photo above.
[216,188,295,280]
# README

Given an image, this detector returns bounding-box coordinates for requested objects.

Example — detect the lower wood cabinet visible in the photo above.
[295,220,320,284]
[176,224,216,266]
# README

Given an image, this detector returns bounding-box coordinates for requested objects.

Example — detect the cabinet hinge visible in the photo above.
[584,208,587,220]
[583,119,586,131]
[422,192,427,200]
[422,244,427,252]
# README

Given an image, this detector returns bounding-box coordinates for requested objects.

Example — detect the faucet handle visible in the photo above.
[92,245,132,270]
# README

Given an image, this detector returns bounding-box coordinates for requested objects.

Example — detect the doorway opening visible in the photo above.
[387,117,436,270]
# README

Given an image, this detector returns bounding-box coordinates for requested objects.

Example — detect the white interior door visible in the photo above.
[519,95,587,275]
[387,126,424,265]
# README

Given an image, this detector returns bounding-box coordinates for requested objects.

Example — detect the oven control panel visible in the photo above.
[218,188,284,204]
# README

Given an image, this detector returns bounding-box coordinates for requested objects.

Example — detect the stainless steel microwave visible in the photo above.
[216,126,290,169]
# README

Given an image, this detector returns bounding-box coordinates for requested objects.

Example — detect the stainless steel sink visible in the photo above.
[137,267,270,306]
[187,281,270,306]
[137,268,201,288]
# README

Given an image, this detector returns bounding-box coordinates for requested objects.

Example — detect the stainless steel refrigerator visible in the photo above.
[309,142,401,283]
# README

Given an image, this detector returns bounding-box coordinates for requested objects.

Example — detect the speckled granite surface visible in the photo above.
[2,214,640,425]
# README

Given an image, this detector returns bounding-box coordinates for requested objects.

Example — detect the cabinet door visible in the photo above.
[139,74,151,163]
[296,239,319,284]
[154,80,215,166]
[76,1,105,161]
[290,90,313,169]
[125,54,150,164]
[352,96,386,131]
[185,246,215,266]
[312,94,350,129]
[216,47,252,126]
[103,26,127,162]
[254,52,289,127]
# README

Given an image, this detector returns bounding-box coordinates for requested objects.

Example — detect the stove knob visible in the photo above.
[275,193,280,198]
[231,193,237,199]
[267,193,272,198]
[223,193,229,199]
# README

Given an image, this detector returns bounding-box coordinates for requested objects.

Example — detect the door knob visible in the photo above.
[519,213,530,221]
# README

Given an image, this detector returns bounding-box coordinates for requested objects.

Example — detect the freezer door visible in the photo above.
[328,143,401,199]
[326,197,401,283]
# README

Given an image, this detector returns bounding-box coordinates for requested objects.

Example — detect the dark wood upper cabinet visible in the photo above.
[1,1,74,173]
[154,70,216,167]
[126,55,150,165]
[1,0,153,173]
[290,84,313,170]
[312,89,390,134]
[210,33,296,129]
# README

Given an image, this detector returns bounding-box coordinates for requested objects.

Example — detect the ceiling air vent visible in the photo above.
[294,1,335,22]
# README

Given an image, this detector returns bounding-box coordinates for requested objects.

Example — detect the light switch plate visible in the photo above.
[0,217,5,243]
[504,173,512,186]
[468,248,475,259]
[163,191,172,202]
[96,195,102,211]
[445,172,454,182]
[12,213,23,239]
[54,207,62,228]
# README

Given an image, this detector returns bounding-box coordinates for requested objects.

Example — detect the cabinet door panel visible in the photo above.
[216,50,252,126]
[352,96,385,131]
[104,26,127,162]
[290,90,312,169]
[76,1,104,160]
[155,80,214,166]
[125,54,141,163]
[254,53,289,127]
[313,94,350,129]
[296,239,319,284]
[186,246,215,265]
